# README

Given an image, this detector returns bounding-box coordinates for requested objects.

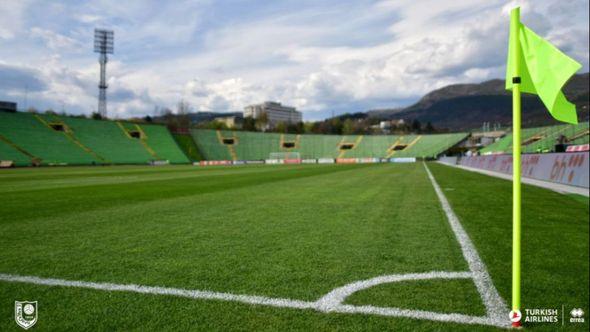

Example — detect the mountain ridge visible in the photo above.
[367,72,589,130]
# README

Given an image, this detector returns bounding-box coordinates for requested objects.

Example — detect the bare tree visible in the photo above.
[256,111,269,131]
[177,99,191,130]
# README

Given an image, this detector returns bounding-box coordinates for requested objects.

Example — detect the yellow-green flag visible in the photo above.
[506,17,582,124]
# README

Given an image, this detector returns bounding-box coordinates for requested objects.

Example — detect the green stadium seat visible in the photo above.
[139,124,190,164]
[0,111,190,166]
[0,112,99,165]
[480,122,590,154]
[191,129,468,160]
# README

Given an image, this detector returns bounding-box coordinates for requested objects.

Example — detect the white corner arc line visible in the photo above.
[316,271,472,311]
[423,162,509,328]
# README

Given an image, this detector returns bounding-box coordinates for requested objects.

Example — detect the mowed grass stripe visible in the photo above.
[0,164,210,179]
[0,164,367,224]
[0,164,350,189]
[1,163,468,303]
[0,165,347,193]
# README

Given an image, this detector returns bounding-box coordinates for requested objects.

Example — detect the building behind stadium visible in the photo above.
[244,101,302,129]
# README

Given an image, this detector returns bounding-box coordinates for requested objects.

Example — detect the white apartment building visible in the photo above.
[244,102,302,128]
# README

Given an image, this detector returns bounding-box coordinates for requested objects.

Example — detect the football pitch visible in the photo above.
[0,163,588,331]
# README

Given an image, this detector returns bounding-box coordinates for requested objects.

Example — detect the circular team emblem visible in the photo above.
[510,309,522,323]
[23,304,35,315]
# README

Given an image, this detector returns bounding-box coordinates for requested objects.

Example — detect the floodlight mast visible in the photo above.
[93,29,114,118]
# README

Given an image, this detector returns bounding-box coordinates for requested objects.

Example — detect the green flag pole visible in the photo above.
[510,7,522,328]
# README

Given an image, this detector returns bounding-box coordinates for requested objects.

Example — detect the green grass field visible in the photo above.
[0,163,587,331]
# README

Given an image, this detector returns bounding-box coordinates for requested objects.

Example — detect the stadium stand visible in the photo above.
[117,121,159,158]
[57,116,153,164]
[480,122,590,154]
[298,134,342,159]
[0,112,99,165]
[172,133,203,161]
[140,125,190,164]
[231,130,280,160]
[0,137,33,166]
[191,129,468,160]
[0,111,189,166]
[191,129,233,161]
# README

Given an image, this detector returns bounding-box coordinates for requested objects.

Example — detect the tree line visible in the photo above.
[20,101,442,135]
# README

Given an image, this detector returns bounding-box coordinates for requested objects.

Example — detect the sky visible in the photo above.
[0,0,588,121]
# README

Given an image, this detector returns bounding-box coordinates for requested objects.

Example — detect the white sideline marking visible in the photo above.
[423,162,509,327]
[0,271,506,328]
[0,273,315,309]
[0,163,511,328]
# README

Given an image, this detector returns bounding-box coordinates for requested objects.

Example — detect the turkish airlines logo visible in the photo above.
[510,309,522,323]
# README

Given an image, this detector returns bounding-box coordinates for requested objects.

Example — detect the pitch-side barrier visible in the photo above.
[439,152,589,188]
[195,157,418,167]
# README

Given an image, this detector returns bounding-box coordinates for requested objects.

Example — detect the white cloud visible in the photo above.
[30,27,81,51]
[184,78,271,112]
[0,0,587,119]
[0,1,29,39]
[77,14,103,24]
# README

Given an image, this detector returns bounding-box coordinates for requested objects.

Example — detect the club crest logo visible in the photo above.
[15,301,37,329]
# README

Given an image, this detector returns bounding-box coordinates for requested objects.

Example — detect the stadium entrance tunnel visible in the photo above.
[49,123,67,132]
[339,143,355,150]
[222,138,235,145]
[129,130,143,139]
[392,144,408,151]
[282,142,296,148]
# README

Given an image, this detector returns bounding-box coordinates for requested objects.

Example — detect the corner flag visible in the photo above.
[506,8,582,124]
[506,7,581,328]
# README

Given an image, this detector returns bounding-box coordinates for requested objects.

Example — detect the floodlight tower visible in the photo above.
[93,29,114,118]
